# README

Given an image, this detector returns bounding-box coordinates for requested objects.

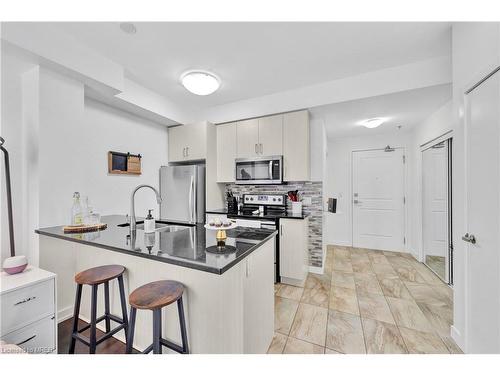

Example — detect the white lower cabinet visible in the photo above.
[243,237,275,353]
[279,218,309,286]
[2,315,55,354]
[0,266,57,353]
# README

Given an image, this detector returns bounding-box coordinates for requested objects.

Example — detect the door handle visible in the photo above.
[462,233,476,244]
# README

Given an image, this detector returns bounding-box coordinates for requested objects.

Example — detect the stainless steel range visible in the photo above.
[231,193,287,283]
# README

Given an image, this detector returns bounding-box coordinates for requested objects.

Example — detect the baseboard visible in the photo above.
[58,305,74,323]
[309,265,324,275]
[450,325,465,352]
[327,240,352,247]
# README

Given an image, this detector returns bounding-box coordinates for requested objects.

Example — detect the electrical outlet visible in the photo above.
[302,197,312,205]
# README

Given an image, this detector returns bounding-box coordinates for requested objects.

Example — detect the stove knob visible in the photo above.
[273,198,276,202]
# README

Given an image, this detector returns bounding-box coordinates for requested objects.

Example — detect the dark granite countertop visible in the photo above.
[35,215,277,275]
[206,208,309,220]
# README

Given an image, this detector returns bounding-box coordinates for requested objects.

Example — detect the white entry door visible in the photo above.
[352,148,405,251]
[465,69,500,353]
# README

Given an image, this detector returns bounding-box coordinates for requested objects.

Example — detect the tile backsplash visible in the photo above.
[225,182,324,268]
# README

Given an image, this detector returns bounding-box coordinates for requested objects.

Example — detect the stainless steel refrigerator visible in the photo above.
[160,165,205,223]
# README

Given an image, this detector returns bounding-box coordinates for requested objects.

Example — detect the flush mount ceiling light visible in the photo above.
[181,71,220,96]
[358,117,388,129]
[119,22,137,34]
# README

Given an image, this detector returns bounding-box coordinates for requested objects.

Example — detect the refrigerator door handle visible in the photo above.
[193,172,198,223]
[189,175,194,223]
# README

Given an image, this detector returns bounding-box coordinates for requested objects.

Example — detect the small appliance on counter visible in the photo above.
[1,137,28,274]
[226,191,238,214]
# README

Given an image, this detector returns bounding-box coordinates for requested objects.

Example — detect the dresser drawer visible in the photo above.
[1,279,55,336]
[1,315,55,354]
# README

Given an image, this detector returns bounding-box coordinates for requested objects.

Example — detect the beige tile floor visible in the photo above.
[268,245,463,354]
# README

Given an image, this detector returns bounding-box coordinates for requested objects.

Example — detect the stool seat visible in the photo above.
[129,280,184,310]
[75,265,125,285]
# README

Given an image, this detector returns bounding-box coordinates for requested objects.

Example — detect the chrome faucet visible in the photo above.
[130,184,162,232]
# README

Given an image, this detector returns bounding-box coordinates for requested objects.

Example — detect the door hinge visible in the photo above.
[402,155,406,164]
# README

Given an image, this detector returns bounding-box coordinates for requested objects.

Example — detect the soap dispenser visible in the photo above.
[144,209,155,233]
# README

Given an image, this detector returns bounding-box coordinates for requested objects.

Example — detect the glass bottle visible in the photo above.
[71,192,83,225]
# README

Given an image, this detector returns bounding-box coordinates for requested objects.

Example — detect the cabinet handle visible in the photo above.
[16,335,36,346]
[260,143,263,154]
[182,147,186,157]
[255,143,258,154]
[186,147,189,157]
[280,224,283,237]
[14,296,36,306]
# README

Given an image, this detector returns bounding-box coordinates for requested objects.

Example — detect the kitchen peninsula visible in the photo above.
[36,215,276,354]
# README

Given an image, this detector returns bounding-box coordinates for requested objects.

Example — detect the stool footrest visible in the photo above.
[77,314,123,333]
[160,338,187,354]
[96,323,127,345]
[141,338,187,354]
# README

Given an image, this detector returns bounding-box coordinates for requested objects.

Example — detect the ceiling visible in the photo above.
[53,22,451,111]
[310,84,452,139]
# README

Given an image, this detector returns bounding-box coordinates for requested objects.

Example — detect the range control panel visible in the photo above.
[242,194,286,206]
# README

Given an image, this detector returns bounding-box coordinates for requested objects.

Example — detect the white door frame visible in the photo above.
[420,132,453,284]
[462,61,500,353]
[351,147,408,252]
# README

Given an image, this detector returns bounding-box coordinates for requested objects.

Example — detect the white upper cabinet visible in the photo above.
[283,110,310,181]
[258,114,283,156]
[216,122,237,182]
[168,123,207,162]
[217,110,310,182]
[236,118,260,158]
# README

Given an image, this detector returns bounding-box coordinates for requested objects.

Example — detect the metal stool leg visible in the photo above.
[152,308,162,354]
[118,275,129,339]
[177,296,189,354]
[89,284,98,354]
[104,281,111,333]
[126,307,136,354]
[69,284,83,354]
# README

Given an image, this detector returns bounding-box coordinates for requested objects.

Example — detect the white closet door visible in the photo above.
[422,142,449,282]
[352,149,405,251]
[465,69,500,353]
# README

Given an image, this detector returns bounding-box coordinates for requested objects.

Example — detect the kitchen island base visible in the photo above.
[39,235,275,354]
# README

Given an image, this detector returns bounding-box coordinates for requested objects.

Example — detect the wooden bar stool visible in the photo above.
[69,265,129,354]
[126,280,189,354]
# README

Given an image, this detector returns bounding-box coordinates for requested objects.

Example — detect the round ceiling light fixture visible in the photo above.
[181,70,220,96]
[119,22,137,34]
[358,117,388,129]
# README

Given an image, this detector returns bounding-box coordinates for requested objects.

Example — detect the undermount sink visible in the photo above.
[118,220,193,233]
[136,223,190,233]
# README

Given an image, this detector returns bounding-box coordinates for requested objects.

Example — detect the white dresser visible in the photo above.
[1,266,57,353]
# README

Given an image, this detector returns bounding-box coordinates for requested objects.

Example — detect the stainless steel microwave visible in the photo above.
[235,155,283,185]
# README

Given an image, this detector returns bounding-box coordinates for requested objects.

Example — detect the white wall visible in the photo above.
[324,131,413,250]
[1,45,37,262]
[449,22,500,352]
[1,48,169,265]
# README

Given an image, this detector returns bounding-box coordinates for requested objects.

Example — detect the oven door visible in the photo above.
[235,156,282,184]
